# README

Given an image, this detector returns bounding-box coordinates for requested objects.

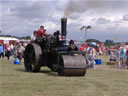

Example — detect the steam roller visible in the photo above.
[24,18,88,76]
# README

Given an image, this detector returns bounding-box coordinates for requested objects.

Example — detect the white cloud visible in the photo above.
[1,0,128,42]
[96,17,110,24]
[123,14,128,21]
[42,21,59,33]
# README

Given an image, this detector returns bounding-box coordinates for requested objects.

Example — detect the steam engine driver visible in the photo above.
[36,25,48,38]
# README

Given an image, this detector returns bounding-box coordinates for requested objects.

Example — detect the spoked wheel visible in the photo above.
[24,43,42,72]
[57,55,87,76]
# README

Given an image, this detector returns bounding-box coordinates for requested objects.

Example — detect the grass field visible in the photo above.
[0,56,128,96]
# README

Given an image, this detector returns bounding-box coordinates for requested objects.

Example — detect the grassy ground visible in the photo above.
[0,56,128,96]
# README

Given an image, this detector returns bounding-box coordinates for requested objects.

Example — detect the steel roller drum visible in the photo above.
[57,55,87,76]
[24,43,42,72]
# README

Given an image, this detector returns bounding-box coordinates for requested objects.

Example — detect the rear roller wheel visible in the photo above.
[57,55,87,76]
[24,43,42,72]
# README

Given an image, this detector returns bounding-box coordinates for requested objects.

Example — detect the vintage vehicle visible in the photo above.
[24,18,88,76]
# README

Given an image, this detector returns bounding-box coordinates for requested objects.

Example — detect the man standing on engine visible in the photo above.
[36,26,48,38]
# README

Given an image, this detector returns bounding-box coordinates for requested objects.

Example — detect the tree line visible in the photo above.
[0,34,127,46]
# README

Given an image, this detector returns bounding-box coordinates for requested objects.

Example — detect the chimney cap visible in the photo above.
[61,18,67,21]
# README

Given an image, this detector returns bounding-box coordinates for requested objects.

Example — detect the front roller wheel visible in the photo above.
[57,55,87,76]
[24,43,42,72]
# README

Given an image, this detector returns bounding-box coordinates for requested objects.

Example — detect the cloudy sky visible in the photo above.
[0,0,128,42]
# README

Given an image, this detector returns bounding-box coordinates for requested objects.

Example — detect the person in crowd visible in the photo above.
[125,48,128,69]
[17,43,25,64]
[79,46,84,51]
[114,47,121,68]
[109,50,116,62]
[87,44,97,69]
[83,47,87,53]
[87,45,91,54]
[5,44,11,61]
[23,42,27,48]
[101,47,105,55]
[10,44,14,56]
[99,47,103,55]
[13,43,18,59]
[36,26,48,38]
[108,48,112,56]
[120,45,126,69]
[31,31,37,42]
[0,44,4,58]
[104,47,108,55]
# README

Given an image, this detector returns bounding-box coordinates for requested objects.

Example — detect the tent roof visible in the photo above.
[0,37,18,40]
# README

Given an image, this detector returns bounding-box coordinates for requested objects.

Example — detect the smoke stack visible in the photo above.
[61,18,67,37]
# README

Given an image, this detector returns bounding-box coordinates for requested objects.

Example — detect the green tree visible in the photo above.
[125,42,128,45]
[86,39,100,44]
[22,36,31,40]
[104,40,114,46]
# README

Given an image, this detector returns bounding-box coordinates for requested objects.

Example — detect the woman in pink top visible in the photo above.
[17,43,25,64]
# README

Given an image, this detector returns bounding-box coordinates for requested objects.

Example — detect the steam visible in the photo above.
[63,0,88,18]
[63,0,128,18]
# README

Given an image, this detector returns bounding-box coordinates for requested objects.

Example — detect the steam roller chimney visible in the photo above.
[61,18,67,38]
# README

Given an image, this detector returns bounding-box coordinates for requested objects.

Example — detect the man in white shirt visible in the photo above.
[31,31,36,41]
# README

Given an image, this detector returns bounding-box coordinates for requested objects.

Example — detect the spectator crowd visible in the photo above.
[108,44,128,69]
[0,42,27,64]
[79,43,128,69]
[1,40,128,70]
